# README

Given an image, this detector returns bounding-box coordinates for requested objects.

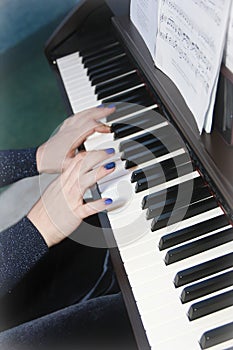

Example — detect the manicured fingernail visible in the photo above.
[105,198,113,205]
[97,104,104,108]
[108,103,116,109]
[104,162,115,170]
[105,148,115,154]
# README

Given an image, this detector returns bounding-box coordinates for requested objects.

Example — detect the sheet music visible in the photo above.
[130,0,159,58]
[225,2,233,73]
[155,0,231,133]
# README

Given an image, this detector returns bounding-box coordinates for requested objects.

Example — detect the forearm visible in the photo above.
[0,217,48,297]
[0,148,39,187]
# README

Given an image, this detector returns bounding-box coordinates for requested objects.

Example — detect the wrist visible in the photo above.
[27,200,65,248]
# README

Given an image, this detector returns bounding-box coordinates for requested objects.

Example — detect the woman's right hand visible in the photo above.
[27,148,116,247]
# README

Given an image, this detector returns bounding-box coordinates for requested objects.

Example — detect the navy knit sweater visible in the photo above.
[0,148,48,297]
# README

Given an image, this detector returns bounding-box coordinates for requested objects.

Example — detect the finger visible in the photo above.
[94,123,111,134]
[76,105,116,121]
[63,149,116,188]
[80,161,116,190]
[79,198,113,218]
[77,149,116,175]
[93,105,116,121]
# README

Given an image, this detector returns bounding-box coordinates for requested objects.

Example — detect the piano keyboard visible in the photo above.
[56,32,233,350]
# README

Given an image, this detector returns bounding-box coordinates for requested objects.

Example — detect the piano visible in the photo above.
[44,1,233,349]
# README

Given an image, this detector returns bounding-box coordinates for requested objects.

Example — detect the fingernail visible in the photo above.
[105,148,115,154]
[104,162,115,170]
[105,198,113,205]
[97,104,104,108]
[108,103,116,109]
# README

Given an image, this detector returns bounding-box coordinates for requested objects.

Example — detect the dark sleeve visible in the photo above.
[0,148,39,187]
[0,217,48,297]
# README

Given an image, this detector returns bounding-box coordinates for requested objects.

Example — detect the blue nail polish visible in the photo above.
[105,198,113,205]
[97,104,104,108]
[108,103,116,109]
[105,148,115,154]
[104,162,115,170]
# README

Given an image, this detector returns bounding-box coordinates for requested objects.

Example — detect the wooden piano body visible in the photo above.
[45,1,233,349]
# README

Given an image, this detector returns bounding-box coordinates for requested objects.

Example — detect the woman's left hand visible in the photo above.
[36,105,115,173]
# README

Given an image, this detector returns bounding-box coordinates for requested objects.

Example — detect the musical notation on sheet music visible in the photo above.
[155,0,231,133]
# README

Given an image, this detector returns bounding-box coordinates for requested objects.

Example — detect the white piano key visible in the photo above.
[100,83,145,101]
[73,102,99,114]
[147,306,233,350]
[123,224,232,276]
[84,123,169,151]
[120,208,229,259]
[103,104,159,126]
[125,229,231,294]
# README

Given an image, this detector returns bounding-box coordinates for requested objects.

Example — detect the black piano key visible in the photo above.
[123,124,182,169]
[92,62,134,85]
[119,125,174,152]
[131,156,178,183]
[152,196,217,232]
[147,186,209,220]
[130,138,181,172]
[133,152,191,183]
[174,252,233,287]
[135,157,176,191]
[142,186,179,210]
[131,159,173,183]
[122,138,166,160]
[106,97,156,122]
[83,43,123,66]
[133,160,193,187]
[103,86,148,104]
[103,87,156,107]
[121,127,177,159]
[142,176,205,209]
[87,52,126,75]
[107,101,148,120]
[81,41,120,60]
[147,186,211,220]
[200,321,233,349]
[111,109,163,130]
[181,270,233,303]
[96,73,142,99]
[120,133,158,153]
[188,289,233,321]
[165,226,233,265]
[112,112,164,140]
[160,214,228,250]
[89,56,131,80]
[85,50,126,72]
[126,142,179,169]
[95,70,139,90]
[146,198,178,219]
[152,161,193,183]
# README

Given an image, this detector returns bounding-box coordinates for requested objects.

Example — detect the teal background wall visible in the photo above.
[0,0,79,53]
[0,0,79,150]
